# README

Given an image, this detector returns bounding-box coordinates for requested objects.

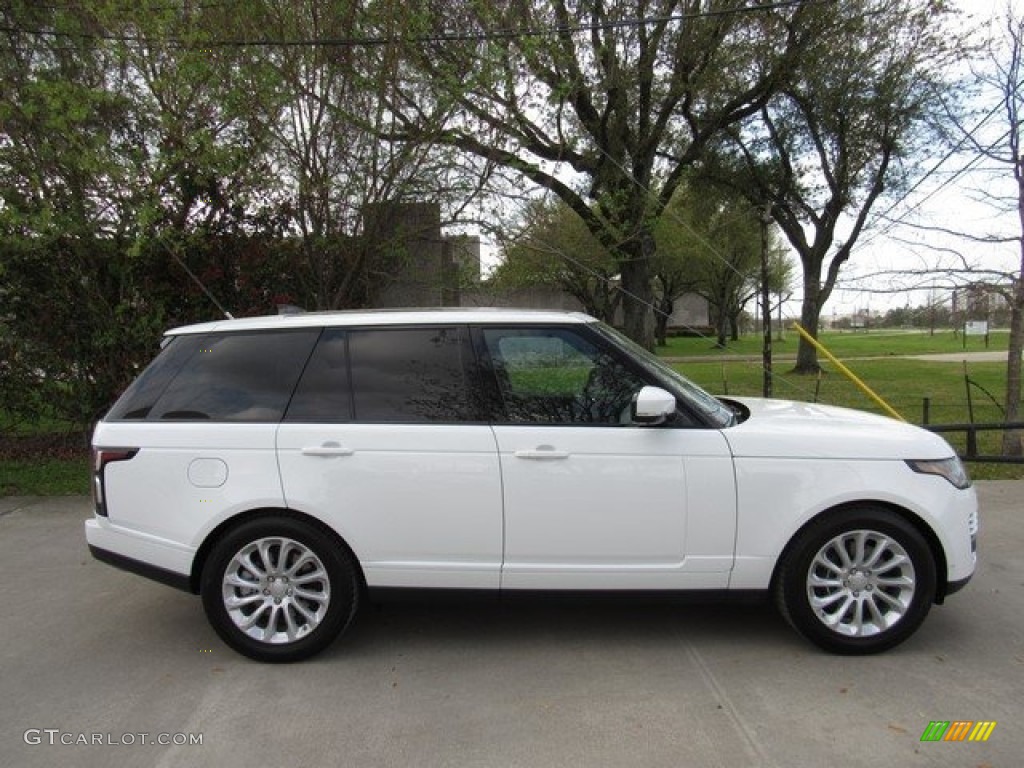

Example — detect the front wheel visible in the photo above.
[775,507,937,654]
[201,516,360,662]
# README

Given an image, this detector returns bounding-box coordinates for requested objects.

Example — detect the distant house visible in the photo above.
[952,283,1010,323]
[365,202,476,308]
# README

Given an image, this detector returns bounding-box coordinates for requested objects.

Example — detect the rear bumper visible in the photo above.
[85,517,195,592]
[88,545,193,592]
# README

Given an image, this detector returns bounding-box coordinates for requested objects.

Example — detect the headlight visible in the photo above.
[905,457,972,489]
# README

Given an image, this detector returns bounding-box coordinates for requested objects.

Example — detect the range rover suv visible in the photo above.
[86,309,977,661]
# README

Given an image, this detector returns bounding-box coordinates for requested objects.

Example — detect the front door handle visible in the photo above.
[514,446,569,460]
[301,442,354,457]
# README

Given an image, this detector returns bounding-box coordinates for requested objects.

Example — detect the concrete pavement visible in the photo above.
[1,486,1021,768]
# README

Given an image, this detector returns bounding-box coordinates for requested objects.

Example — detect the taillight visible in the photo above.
[92,448,138,517]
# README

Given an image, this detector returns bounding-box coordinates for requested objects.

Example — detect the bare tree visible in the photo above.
[971,10,1024,455]
[879,8,1024,454]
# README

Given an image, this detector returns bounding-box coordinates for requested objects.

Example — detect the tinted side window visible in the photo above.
[349,327,475,422]
[148,330,319,422]
[285,329,352,422]
[107,334,207,420]
[482,327,647,425]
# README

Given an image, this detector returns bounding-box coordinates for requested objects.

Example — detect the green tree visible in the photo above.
[0,1,286,427]
[700,0,960,372]
[649,195,705,346]
[491,198,622,323]
[652,182,792,348]
[377,0,824,348]
[495,185,781,348]
[0,2,160,427]
[679,190,763,348]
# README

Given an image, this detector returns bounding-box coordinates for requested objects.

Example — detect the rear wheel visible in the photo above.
[201,516,359,662]
[775,507,936,654]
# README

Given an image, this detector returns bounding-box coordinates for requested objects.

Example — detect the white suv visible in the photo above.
[87,309,977,661]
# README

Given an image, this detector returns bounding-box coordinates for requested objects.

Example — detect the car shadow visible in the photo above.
[328,593,797,660]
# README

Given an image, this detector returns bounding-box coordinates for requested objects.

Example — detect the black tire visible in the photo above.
[201,515,359,662]
[774,506,936,655]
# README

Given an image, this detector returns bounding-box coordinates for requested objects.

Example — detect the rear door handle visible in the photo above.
[514,447,569,460]
[301,442,354,457]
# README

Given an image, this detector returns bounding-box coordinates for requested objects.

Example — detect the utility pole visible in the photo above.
[760,206,773,398]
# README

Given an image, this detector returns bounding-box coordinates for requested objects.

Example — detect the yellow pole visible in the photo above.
[792,322,905,422]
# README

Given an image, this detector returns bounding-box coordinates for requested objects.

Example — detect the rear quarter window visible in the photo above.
[106,334,206,420]
[109,329,319,422]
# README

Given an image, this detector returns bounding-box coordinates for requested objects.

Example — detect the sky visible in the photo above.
[823,0,1024,319]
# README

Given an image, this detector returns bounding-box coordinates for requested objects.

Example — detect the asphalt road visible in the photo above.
[1,485,1021,768]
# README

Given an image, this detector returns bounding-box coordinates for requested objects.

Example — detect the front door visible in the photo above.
[477,325,735,590]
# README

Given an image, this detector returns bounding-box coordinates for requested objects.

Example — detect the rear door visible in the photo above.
[276,326,504,589]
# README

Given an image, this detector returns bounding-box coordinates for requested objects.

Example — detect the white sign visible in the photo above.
[964,321,988,336]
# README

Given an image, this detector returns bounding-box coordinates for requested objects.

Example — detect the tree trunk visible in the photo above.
[1003,289,1023,456]
[1002,198,1024,455]
[618,238,655,350]
[713,304,728,348]
[655,296,673,347]
[794,267,823,374]
[1002,161,1024,456]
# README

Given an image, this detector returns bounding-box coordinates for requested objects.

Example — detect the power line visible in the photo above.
[852,98,1009,254]
[835,99,1018,299]
[0,0,825,50]
[12,0,243,13]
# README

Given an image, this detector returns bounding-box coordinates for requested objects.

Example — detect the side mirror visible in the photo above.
[632,386,676,425]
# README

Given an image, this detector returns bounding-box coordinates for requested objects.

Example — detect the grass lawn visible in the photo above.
[660,328,1010,358]
[675,358,1007,421]
[0,458,91,496]
[0,424,91,496]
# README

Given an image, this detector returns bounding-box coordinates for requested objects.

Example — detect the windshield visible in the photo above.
[591,322,735,428]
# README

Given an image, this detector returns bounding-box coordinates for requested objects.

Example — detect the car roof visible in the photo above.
[165,307,598,336]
